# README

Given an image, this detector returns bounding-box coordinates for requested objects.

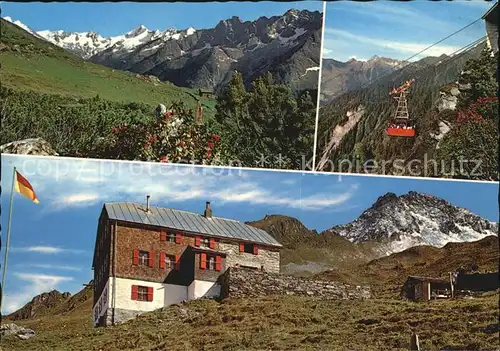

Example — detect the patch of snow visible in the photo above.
[306,66,320,72]
[142,42,163,53]
[191,43,212,56]
[277,27,307,45]
[186,27,196,36]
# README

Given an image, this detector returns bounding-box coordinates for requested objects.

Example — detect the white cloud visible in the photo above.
[4,156,360,213]
[19,263,82,272]
[3,273,74,314]
[328,1,456,33]
[324,28,460,61]
[51,193,102,210]
[10,246,87,254]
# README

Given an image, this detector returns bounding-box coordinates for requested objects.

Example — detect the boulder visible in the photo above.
[155,104,167,120]
[0,323,35,340]
[0,138,58,156]
[435,95,458,112]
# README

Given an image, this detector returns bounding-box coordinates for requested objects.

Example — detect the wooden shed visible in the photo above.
[198,89,214,99]
[401,276,451,301]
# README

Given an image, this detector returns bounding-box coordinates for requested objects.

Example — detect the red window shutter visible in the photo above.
[175,255,180,270]
[149,250,154,268]
[159,252,166,269]
[209,239,215,249]
[253,245,259,255]
[175,232,182,244]
[131,285,138,300]
[147,287,153,302]
[160,231,167,242]
[195,236,201,247]
[239,243,244,253]
[215,256,222,271]
[133,249,139,265]
[200,253,207,269]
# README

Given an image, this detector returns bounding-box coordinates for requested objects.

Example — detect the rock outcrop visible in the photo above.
[0,138,58,156]
[0,323,35,340]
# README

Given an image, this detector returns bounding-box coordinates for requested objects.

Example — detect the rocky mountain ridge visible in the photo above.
[320,55,407,103]
[4,9,322,93]
[327,191,498,255]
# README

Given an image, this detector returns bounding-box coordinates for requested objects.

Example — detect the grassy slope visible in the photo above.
[318,236,500,298]
[0,19,216,113]
[3,295,498,351]
[247,215,378,276]
[3,237,499,350]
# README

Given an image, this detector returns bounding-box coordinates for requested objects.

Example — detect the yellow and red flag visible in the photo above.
[14,171,39,204]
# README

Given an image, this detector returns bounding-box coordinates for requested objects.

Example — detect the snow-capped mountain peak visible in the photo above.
[2,16,197,59]
[126,25,149,38]
[3,9,321,93]
[327,191,498,255]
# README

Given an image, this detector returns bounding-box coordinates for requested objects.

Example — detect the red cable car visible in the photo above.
[386,79,416,138]
[386,121,416,137]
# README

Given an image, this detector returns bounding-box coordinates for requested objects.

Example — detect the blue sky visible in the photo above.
[323,0,495,62]
[2,1,322,36]
[1,154,497,314]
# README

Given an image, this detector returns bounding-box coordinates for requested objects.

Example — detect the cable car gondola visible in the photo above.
[386,79,416,138]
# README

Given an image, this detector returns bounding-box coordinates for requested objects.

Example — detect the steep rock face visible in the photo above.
[12,9,322,93]
[7,290,71,321]
[327,191,498,255]
[321,56,405,103]
[247,214,319,248]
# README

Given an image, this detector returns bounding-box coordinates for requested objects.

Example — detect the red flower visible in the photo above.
[178,141,185,147]
[164,111,175,120]
[207,142,215,149]
[112,127,119,134]
[211,135,221,142]
[160,156,168,163]
[148,136,158,143]
[206,150,212,158]
[144,142,150,149]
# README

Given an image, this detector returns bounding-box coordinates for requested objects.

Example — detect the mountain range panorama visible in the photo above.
[3,9,322,93]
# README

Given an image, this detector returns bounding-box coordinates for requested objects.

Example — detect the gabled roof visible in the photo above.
[103,202,282,247]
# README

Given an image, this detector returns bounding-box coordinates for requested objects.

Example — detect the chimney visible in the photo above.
[146,195,150,212]
[204,201,212,218]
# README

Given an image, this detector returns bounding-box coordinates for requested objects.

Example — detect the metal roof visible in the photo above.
[104,202,282,247]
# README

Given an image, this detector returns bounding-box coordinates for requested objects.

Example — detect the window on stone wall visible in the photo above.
[200,238,210,248]
[165,255,176,270]
[243,243,254,253]
[139,250,149,265]
[206,255,215,270]
[137,286,148,301]
[166,232,176,243]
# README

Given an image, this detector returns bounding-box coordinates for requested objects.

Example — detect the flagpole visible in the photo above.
[1,166,16,315]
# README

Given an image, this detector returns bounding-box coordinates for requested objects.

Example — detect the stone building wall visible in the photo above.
[218,242,280,273]
[221,267,371,300]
